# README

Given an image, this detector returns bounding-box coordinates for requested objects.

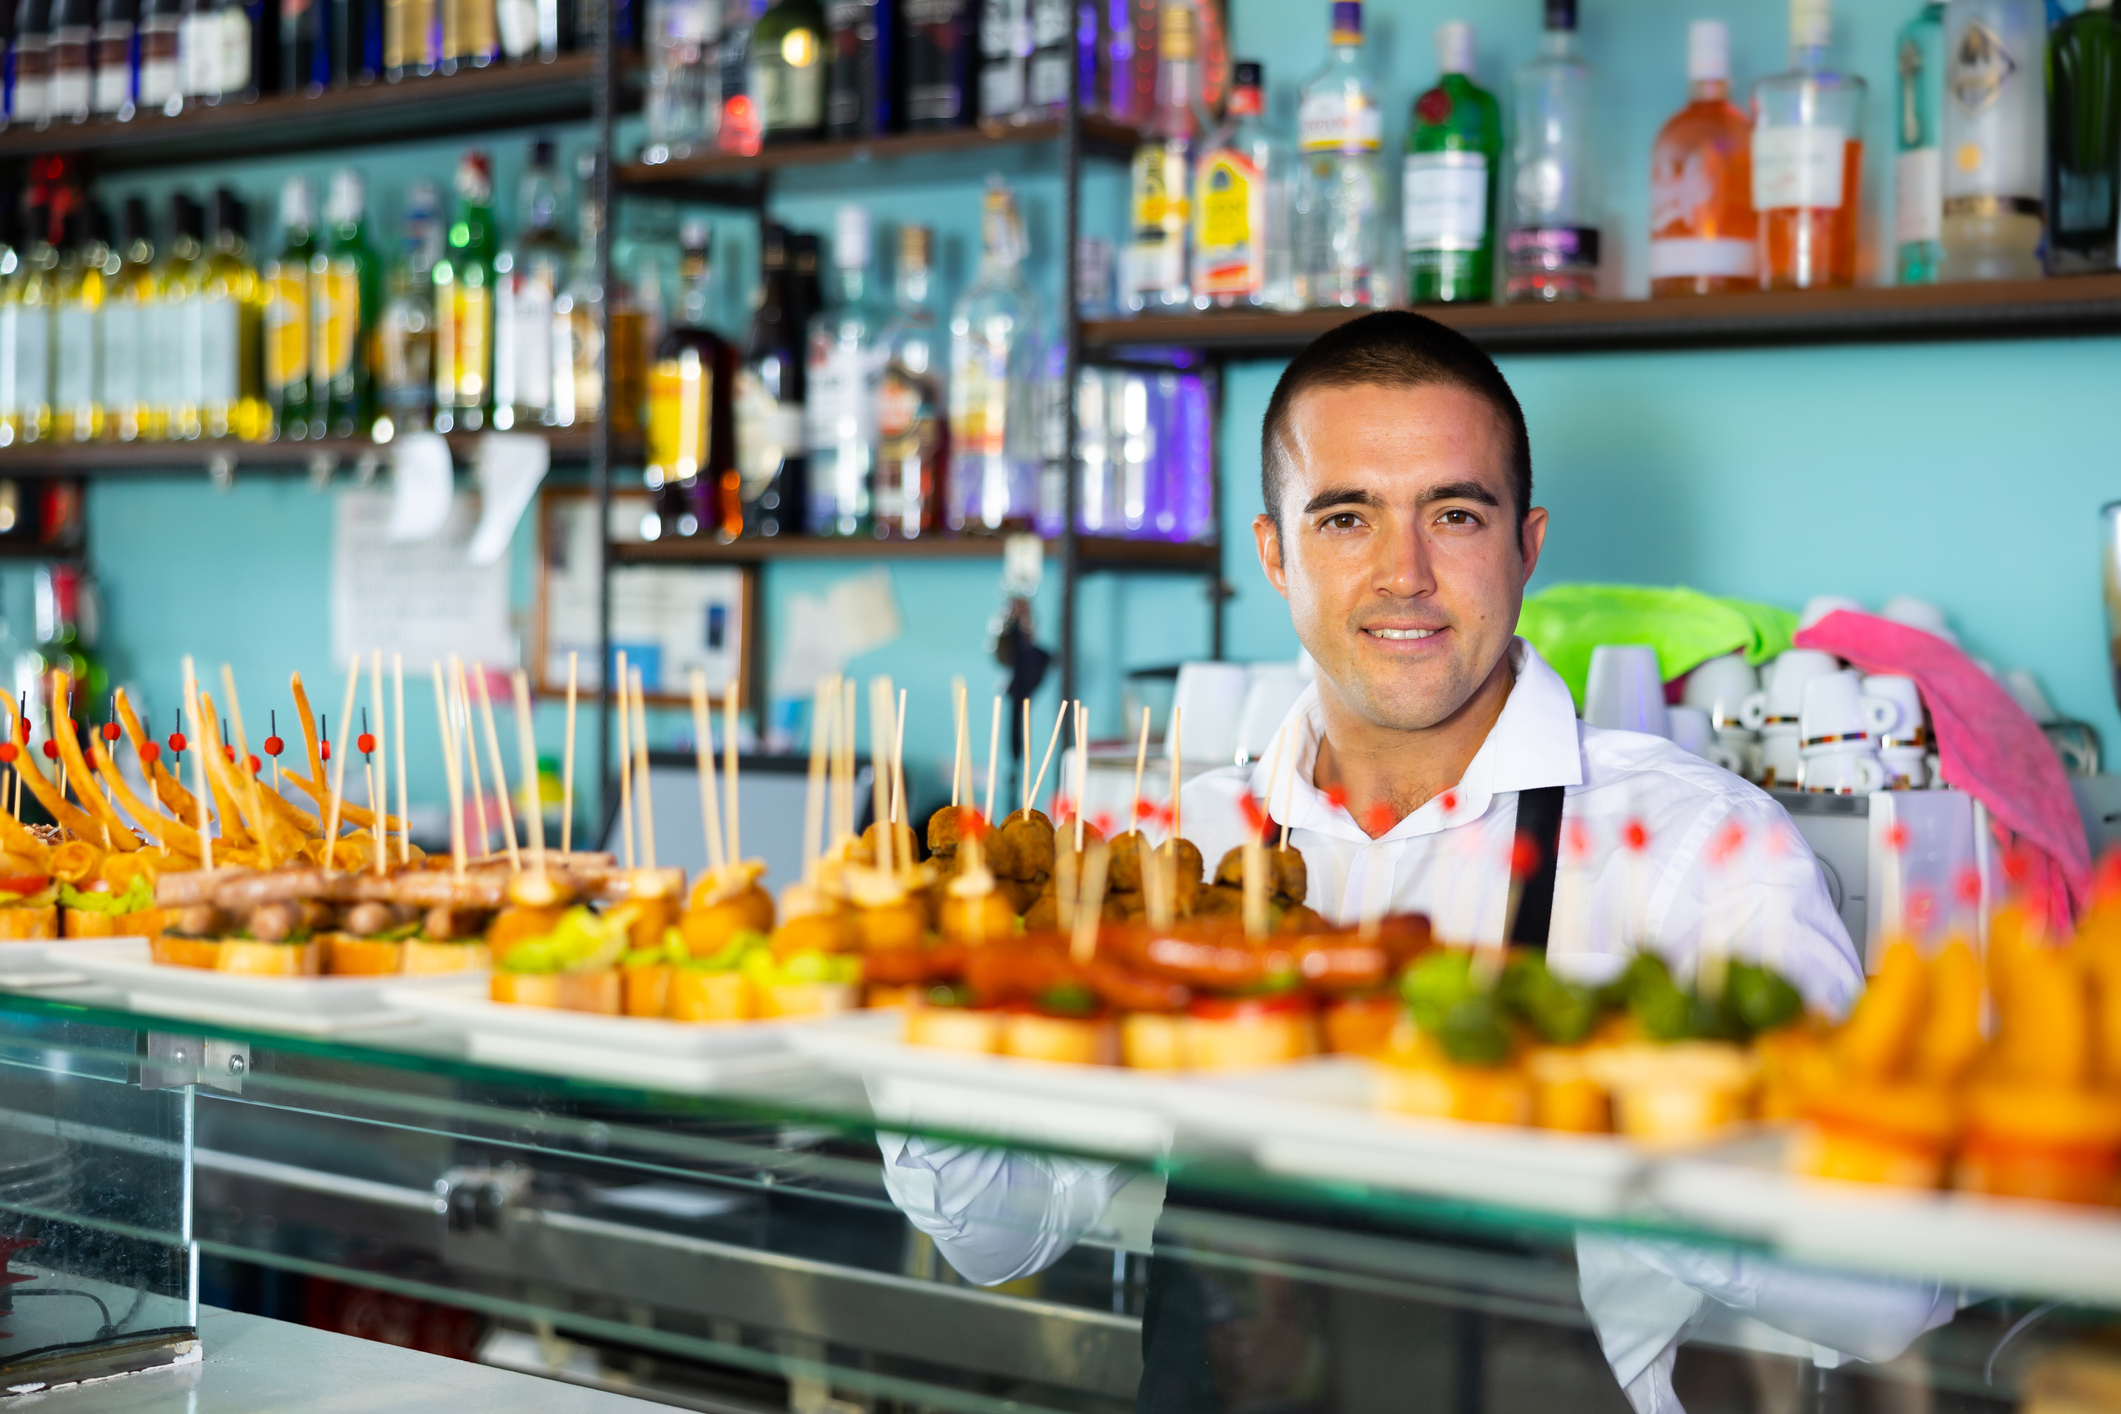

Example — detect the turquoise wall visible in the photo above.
[38,0,2121,838]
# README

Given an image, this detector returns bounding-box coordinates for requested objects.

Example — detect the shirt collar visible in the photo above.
[1250,638,1585,844]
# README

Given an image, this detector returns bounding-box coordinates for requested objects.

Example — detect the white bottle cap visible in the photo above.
[1687,19,1728,82]
[1434,20,1474,76]
[833,204,871,270]
[1790,0,1830,50]
[325,168,363,226]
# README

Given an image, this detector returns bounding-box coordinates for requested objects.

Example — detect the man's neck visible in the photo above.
[1312,648,1518,838]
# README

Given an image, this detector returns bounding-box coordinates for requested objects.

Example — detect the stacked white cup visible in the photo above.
[1796,669,1895,793]
[1741,649,1840,788]
[1681,652,1760,779]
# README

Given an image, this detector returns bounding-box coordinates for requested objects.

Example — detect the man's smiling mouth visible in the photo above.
[1365,627,1441,641]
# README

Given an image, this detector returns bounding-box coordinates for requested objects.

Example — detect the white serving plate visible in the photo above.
[0,941,80,990]
[62,938,462,1035]
[1652,1132,2121,1305]
[789,1011,1186,1158]
[381,979,817,1092]
[1165,1056,1648,1219]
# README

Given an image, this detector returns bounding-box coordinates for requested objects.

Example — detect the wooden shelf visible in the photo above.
[0,424,608,474]
[1082,274,2121,358]
[612,532,1218,574]
[620,115,1138,198]
[2,53,611,169]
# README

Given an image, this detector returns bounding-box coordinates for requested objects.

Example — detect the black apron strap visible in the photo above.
[1506,785,1567,951]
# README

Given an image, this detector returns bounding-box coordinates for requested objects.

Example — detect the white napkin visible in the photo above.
[385,432,455,544]
[467,432,552,567]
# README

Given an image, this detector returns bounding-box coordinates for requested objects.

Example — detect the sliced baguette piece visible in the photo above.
[217,939,323,976]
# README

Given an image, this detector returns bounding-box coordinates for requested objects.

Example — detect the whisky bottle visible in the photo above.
[262,176,315,439]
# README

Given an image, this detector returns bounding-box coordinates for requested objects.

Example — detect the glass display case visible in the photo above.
[0,981,2113,1413]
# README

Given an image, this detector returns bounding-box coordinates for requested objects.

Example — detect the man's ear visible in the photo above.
[1518,506,1549,586]
[1254,513,1291,601]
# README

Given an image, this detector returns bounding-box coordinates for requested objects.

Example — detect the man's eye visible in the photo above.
[1437,508,1479,526]
[1321,513,1364,531]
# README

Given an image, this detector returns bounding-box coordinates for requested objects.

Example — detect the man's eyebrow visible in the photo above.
[1301,487,1384,516]
[1418,480,1502,508]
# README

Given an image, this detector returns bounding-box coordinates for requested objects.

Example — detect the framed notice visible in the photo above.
[535,489,754,707]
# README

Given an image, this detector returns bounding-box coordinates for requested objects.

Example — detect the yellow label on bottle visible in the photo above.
[264,268,309,390]
[1131,142,1191,232]
[646,351,711,480]
[1195,151,1264,296]
[315,264,360,383]
[445,284,491,401]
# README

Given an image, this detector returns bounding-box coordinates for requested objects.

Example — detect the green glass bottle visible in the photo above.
[314,169,380,439]
[433,151,498,433]
[749,0,827,144]
[1403,20,1502,304]
[1892,0,1945,284]
[2051,0,2121,273]
[263,177,317,441]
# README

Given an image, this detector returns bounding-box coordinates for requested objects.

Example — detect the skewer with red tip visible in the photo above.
[319,714,331,763]
[167,708,187,758]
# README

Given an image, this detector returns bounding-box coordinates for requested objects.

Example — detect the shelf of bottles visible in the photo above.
[620,114,1140,191]
[613,531,1218,572]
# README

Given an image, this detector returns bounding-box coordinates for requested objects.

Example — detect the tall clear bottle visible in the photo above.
[806,204,885,537]
[1292,1,1384,309]
[551,154,610,430]
[188,188,265,441]
[1194,59,1289,309]
[1937,0,2046,280]
[735,222,804,537]
[262,176,315,439]
[99,196,154,440]
[875,223,944,539]
[642,0,717,160]
[1649,19,1756,297]
[0,201,53,445]
[1405,21,1501,305]
[646,218,736,539]
[947,176,1040,532]
[494,137,566,429]
[2050,0,2121,272]
[1123,0,1197,314]
[432,150,496,432]
[1505,0,1599,302]
[1894,0,1946,282]
[372,179,438,441]
[141,192,200,440]
[52,203,109,442]
[314,168,377,438]
[1752,0,1866,290]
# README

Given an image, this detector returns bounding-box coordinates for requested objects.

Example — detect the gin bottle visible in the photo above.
[948,177,1040,532]
[1292,1,1385,309]
[1505,0,1599,302]
[1404,20,1501,305]
[1752,0,1865,290]
[1893,0,1945,282]
[2050,0,2121,272]
[1937,0,2045,280]
[806,204,886,537]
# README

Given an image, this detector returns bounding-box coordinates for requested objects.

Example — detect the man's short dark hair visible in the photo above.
[1260,310,1532,535]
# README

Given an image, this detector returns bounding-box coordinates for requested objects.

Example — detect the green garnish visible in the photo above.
[1035,982,1098,1017]
[497,907,629,975]
[58,876,154,916]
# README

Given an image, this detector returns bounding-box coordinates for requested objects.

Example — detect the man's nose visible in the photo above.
[1373,517,1435,599]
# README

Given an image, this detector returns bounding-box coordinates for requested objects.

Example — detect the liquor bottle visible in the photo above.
[823,0,886,137]
[716,0,759,153]
[334,0,380,82]
[1893,0,1945,282]
[262,176,315,439]
[978,0,1027,122]
[643,0,718,158]
[947,177,1039,532]
[89,0,135,117]
[901,0,972,129]
[1649,19,1756,297]
[372,178,438,441]
[1194,59,1287,309]
[646,218,736,539]
[189,188,266,440]
[551,154,606,428]
[136,0,180,111]
[3,200,55,443]
[99,195,152,440]
[432,150,496,432]
[281,0,322,93]
[443,0,499,70]
[734,223,803,536]
[52,203,106,441]
[805,205,884,536]
[1122,0,1197,314]
[25,565,107,722]
[1937,0,2045,280]
[2050,0,2121,272]
[13,0,51,126]
[177,0,217,99]
[1404,21,1501,305]
[314,168,376,438]
[494,137,565,429]
[1752,0,1866,290]
[1292,1,1385,309]
[1023,0,1070,118]
[497,0,536,61]
[385,0,438,76]
[875,222,944,539]
[227,0,268,101]
[1505,0,1599,302]
[142,192,199,439]
[750,0,823,142]
[47,0,88,120]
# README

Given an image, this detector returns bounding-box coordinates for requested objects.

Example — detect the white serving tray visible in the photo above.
[1652,1133,2121,1305]
[62,938,460,1035]
[1166,1056,1648,1219]
[789,1011,1186,1158]
[0,941,81,990]
[381,979,816,1092]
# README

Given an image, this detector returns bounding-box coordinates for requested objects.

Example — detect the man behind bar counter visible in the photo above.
[879,312,1911,1413]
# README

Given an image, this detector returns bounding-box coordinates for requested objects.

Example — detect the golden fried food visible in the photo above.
[990,810,1055,883]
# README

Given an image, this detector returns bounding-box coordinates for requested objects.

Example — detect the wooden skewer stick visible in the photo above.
[723,679,740,864]
[560,651,578,856]
[950,677,967,809]
[219,663,276,865]
[182,659,213,870]
[1019,697,1032,818]
[1070,841,1110,966]
[1026,700,1068,821]
[983,696,1001,826]
[1169,705,1184,845]
[473,664,521,872]
[451,657,490,859]
[321,655,362,875]
[613,649,635,870]
[891,686,908,828]
[630,666,657,870]
[1056,816,1078,934]
[840,676,857,846]
[369,649,388,875]
[689,669,726,877]
[802,677,832,887]
[431,661,466,879]
[513,668,546,875]
[1129,706,1151,838]
[1073,702,1088,851]
[393,653,411,866]
[868,677,894,877]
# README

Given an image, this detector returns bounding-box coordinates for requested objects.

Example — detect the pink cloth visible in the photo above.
[1792,609,2090,929]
